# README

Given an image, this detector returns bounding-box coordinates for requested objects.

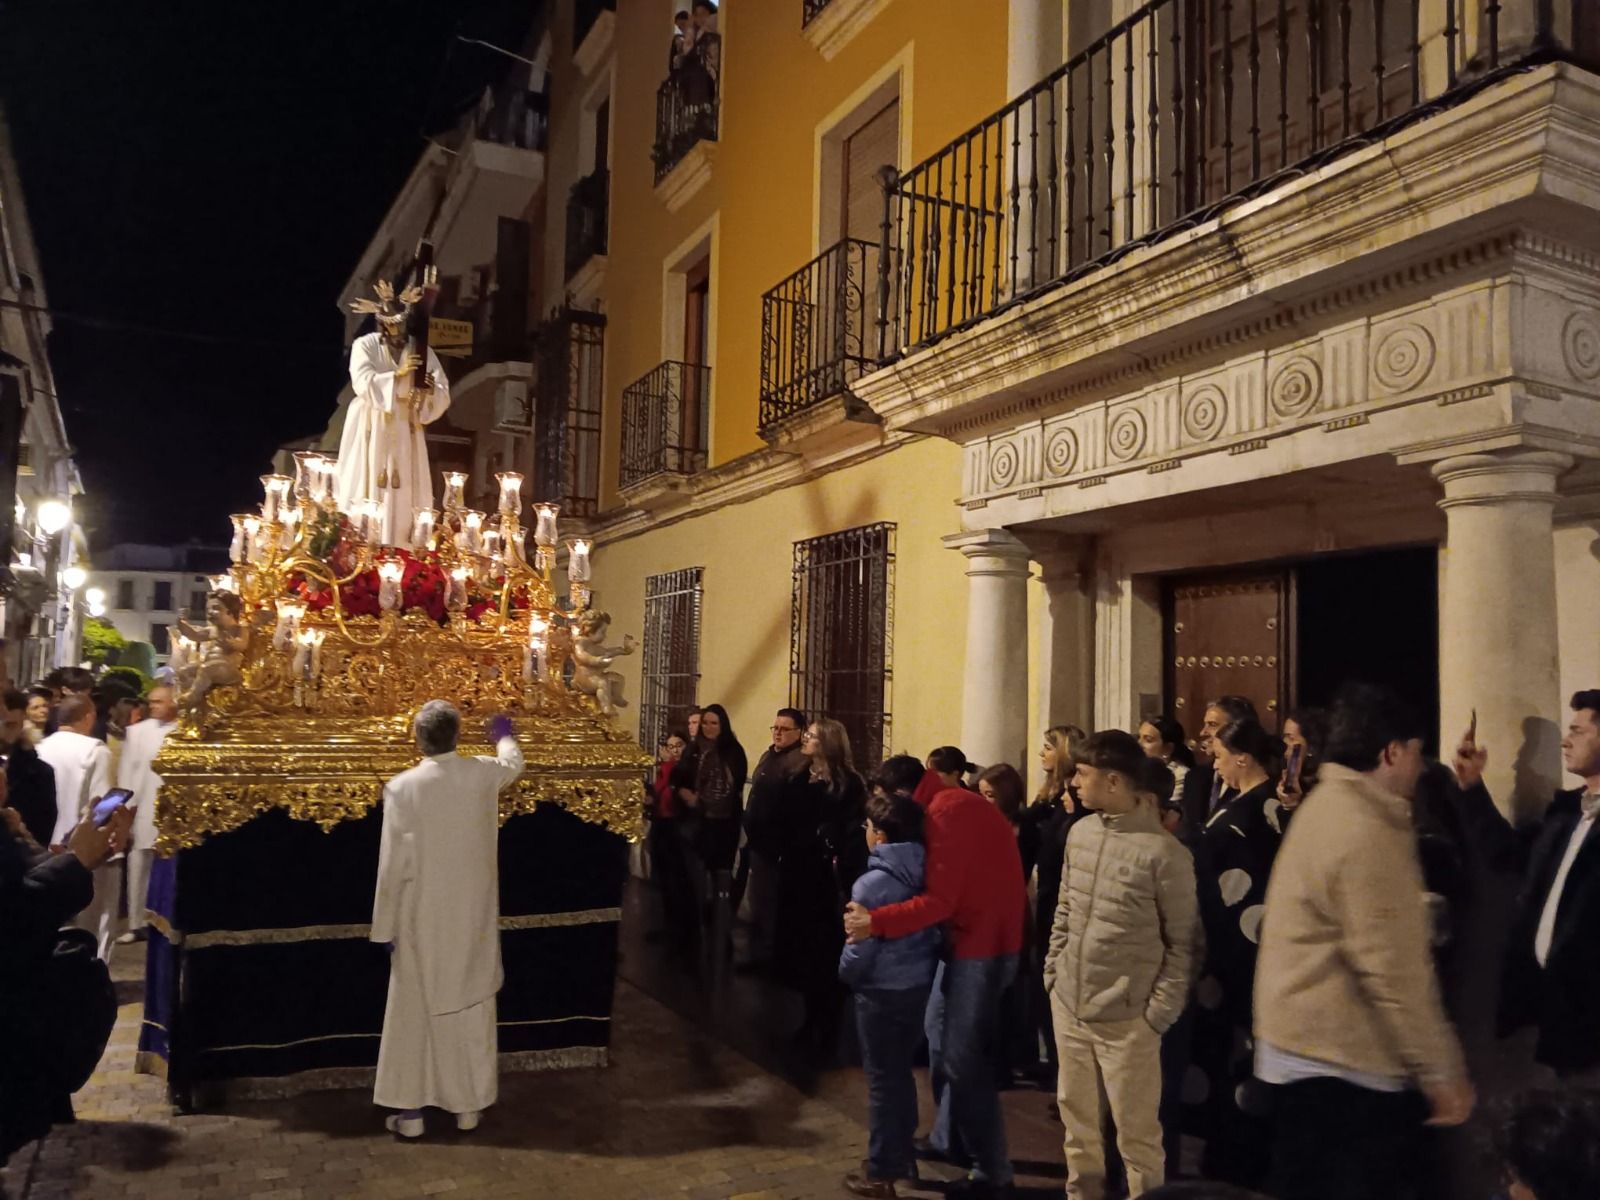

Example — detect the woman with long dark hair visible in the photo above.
[1138,713,1197,794]
[1187,717,1285,1187]
[681,703,747,958]
[647,727,696,951]
[776,717,866,1057]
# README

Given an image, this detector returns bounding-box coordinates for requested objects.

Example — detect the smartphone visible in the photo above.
[1284,743,1305,790]
[91,788,135,827]
[1468,708,1478,746]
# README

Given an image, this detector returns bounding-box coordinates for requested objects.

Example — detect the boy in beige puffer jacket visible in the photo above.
[1043,730,1198,1200]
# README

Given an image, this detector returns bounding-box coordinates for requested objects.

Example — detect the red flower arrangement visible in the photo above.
[291,543,528,627]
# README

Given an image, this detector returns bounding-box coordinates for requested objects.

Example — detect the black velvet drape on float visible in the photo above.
[138,802,627,1103]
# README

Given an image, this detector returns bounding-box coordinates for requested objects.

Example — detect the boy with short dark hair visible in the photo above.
[839,789,941,1198]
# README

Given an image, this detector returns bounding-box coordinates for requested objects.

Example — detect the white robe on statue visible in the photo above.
[334,332,451,546]
[119,717,174,933]
[38,729,117,960]
[371,736,524,1114]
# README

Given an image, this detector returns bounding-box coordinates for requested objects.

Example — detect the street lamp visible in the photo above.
[87,599,106,618]
[85,586,105,608]
[62,565,87,591]
[36,499,71,536]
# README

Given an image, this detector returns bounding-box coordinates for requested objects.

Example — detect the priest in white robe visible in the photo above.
[37,694,116,959]
[371,701,524,1138]
[117,683,177,943]
[335,281,451,546]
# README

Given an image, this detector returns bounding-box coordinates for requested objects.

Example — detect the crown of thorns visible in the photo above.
[350,279,424,325]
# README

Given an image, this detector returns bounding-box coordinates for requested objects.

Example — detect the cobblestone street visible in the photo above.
[0,930,1069,1200]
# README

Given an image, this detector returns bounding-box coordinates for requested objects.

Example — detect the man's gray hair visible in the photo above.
[414,700,461,756]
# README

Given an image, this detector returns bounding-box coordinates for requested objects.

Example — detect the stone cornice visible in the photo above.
[586,428,919,548]
[854,64,1600,443]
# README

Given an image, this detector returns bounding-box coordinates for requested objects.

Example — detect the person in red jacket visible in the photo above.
[845,755,1026,1199]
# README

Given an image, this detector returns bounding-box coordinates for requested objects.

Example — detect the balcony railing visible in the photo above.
[654,68,719,183]
[621,361,711,491]
[802,0,835,26]
[760,238,879,432]
[534,309,605,518]
[876,0,1584,359]
[565,169,610,281]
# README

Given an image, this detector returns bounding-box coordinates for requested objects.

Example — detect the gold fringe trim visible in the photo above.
[181,907,622,950]
[133,1050,169,1080]
[195,1046,607,1101]
[497,1015,610,1028]
[145,910,183,945]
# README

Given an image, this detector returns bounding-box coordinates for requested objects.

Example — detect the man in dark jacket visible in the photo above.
[1,687,57,847]
[1179,694,1258,842]
[1454,689,1600,1079]
[737,707,808,968]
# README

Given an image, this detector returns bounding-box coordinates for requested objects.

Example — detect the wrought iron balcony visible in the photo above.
[653,69,719,183]
[621,361,711,491]
[875,0,1585,360]
[760,238,878,433]
[534,309,605,518]
[802,0,836,26]
[565,169,609,281]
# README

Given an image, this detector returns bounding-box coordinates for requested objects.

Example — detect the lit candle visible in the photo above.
[260,474,293,523]
[314,458,338,510]
[533,503,559,548]
[482,526,501,562]
[496,472,524,518]
[306,628,326,682]
[274,598,307,651]
[411,508,437,554]
[526,612,549,683]
[356,499,383,545]
[567,538,592,583]
[508,528,526,563]
[293,628,313,679]
[243,516,263,563]
[292,452,327,504]
[442,471,468,514]
[279,505,302,551]
[377,558,404,611]
[461,510,484,554]
[448,566,470,610]
[228,514,250,564]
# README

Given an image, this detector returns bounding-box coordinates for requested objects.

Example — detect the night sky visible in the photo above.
[0,1,539,550]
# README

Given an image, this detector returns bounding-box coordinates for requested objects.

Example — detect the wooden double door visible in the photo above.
[1167,573,1290,749]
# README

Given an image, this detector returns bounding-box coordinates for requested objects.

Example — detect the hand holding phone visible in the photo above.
[92,788,135,828]
[1454,710,1488,791]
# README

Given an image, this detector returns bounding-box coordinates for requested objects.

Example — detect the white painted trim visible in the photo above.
[655,140,717,212]
[810,42,915,255]
[803,0,895,62]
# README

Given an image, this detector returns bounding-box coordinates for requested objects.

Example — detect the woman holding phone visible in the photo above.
[1276,706,1329,826]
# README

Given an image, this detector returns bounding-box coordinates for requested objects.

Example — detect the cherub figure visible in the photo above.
[570,610,636,716]
[176,590,248,712]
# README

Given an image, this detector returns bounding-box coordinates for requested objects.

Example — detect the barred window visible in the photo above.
[534,309,604,517]
[639,567,704,752]
[790,523,895,770]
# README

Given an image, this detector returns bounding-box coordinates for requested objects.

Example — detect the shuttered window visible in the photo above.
[841,99,898,243]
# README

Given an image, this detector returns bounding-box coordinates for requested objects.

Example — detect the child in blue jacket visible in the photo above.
[839,789,941,1198]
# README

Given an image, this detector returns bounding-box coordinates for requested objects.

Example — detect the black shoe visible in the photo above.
[947,1181,1013,1199]
[842,1170,896,1198]
[912,1136,951,1163]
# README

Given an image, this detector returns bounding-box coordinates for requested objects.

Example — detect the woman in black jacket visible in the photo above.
[681,704,747,958]
[1188,717,1285,1187]
[775,717,865,1058]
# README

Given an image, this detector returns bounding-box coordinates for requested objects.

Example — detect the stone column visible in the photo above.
[1007,0,1064,292]
[945,529,1033,773]
[1432,450,1572,819]
[1031,539,1095,733]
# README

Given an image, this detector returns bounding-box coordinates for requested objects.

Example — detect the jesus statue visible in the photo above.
[335,280,451,545]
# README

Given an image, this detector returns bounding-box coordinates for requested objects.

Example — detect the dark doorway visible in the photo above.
[1294,545,1439,754]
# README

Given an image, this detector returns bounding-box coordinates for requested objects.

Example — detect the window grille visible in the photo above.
[790,522,895,769]
[534,309,604,517]
[639,567,704,752]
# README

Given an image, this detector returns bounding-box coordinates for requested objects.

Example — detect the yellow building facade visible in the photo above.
[541,0,1016,767]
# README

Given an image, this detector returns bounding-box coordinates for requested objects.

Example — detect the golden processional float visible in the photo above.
[138,455,651,1106]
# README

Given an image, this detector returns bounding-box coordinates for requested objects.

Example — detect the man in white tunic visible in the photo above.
[116,684,177,944]
[335,280,451,546]
[37,694,116,959]
[371,701,523,1137]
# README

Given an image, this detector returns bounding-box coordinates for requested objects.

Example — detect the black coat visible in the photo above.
[773,772,866,992]
[743,743,808,859]
[8,744,58,848]
[1483,785,1600,1072]
[1023,790,1086,965]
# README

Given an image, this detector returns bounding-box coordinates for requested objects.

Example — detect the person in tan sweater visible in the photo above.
[1253,683,1473,1200]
